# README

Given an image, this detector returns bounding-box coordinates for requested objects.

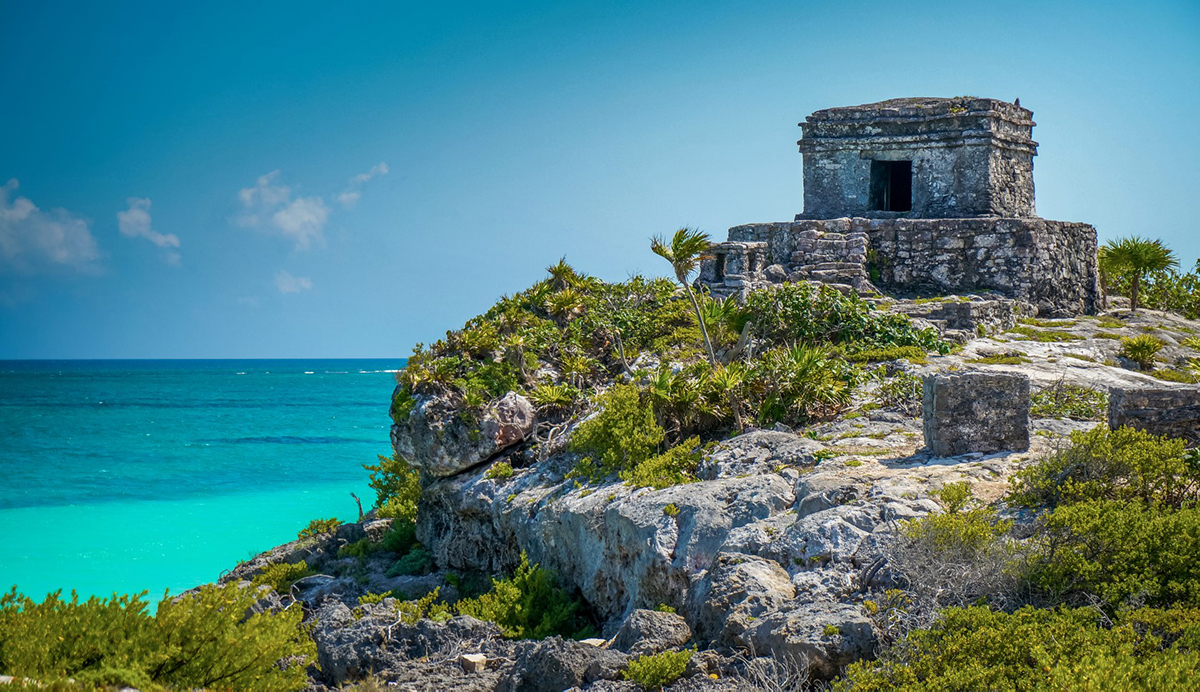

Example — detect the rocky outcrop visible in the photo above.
[746,602,876,679]
[612,609,692,656]
[393,390,536,477]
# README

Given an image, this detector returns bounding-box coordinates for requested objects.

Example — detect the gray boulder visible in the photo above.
[689,552,796,647]
[393,390,536,477]
[612,608,692,656]
[499,636,628,692]
[745,602,876,680]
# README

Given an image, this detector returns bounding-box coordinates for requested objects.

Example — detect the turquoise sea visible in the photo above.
[0,359,402,602]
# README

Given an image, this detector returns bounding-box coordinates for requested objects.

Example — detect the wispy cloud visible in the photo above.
[337,162,389,209]
[117,197,180,265]
[236,171,330,250]
[0,179,101,275]
[274,269,312,294]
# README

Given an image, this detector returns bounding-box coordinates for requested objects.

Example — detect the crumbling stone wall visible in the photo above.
[923,372,1031,457]
[1108,386,1200,446]
[712,217,1099,316]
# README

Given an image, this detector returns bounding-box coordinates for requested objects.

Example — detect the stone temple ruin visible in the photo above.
[699,97,1102,317]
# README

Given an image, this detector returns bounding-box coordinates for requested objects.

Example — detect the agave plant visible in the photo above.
[1100,237,1178,311]
[1119,334,1165,371]
[650,228,717,366]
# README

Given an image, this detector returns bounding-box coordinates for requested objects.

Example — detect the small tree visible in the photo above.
[650,228,716,366]
[1100,236,1177,311]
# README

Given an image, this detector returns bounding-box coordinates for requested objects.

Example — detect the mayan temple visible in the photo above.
[699,97,1102,316]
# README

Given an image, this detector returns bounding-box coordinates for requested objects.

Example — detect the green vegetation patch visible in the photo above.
[1030,384,1108,421]
[1006,325,1084,342]
[0,584,315,690]
[967,351,1031,365]
[624,648,693,690]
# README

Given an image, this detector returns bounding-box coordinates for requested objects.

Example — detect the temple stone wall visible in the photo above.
[923,372,1031,457]
[1109,386,1200,446]
[714,217,1099,316]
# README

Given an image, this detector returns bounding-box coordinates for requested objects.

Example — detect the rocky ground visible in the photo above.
[218,300,1200,691]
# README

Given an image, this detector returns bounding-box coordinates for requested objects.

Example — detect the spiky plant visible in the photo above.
[650,228,717,366]
[1100,237,1178,311]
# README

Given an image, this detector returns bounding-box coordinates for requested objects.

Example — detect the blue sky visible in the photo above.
[1,0,1197,359]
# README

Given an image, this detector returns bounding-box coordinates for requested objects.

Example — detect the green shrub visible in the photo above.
[1029,499,1200,608]
[1010,425,1194,509]
[744,282,947,352]
[836,605,1200,691]
[0,584,314,690]
[454,552,590,639]
[357,591,390,606]
[297,517,342,540]
[1153,367,1200,384]
[654,603,677,614]
[338,538,376,560]
[485,461,515,481]
[662,503,681,517]
[622,437,702,490]
[390,383,418,423]
[380,520,418,555]
[387,545,433,577]
[623,648,692,689]
[394,588,451,625]
[365,453,421,523]
[1030,384,1108,421]
[570,383,664,479]
[746,345,854,425]
[251,561,313,594]
[1120,334,1165,370]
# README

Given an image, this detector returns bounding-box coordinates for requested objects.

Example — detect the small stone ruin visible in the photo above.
[1109,386,1200,446]
[923,372,1031,457]
[698,97,1102,317]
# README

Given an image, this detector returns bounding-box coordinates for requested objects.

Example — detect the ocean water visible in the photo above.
[0,359,402,602]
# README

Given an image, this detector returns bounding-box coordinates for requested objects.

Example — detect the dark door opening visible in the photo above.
[713,253,726,281]
[869,160,912,212]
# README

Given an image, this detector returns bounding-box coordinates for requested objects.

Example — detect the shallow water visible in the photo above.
[0,359,401,600]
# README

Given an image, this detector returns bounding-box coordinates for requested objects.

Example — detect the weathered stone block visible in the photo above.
[1108,386,1200,445]
[923,372,1030,456]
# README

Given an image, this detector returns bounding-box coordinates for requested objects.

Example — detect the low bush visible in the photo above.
[1029,499,1200,608]
[297,517,342,540]
[622,437,702,490]
[251,561,313,594]
[836,605,1200,690]
[485,461,515,481]
[0,584,315,690]
[1120,334,1165,370]
[387,545,433,577]
[337,538,376,560]
[454,552,591,639]
[746,345,854,426]
[570,383,665,479]
[1007,325,1084,342]
[874,371,923,415]
[1010,425,1194,509]
[624,648,693,690]
[1030,384,1108,421]
[380,520,418,555]
[394,588,451,625]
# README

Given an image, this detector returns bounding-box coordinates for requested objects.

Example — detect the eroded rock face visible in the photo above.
[498,637,628,692]
[746,602,876,680]
[392,390,536,477]
[688,553,796,647]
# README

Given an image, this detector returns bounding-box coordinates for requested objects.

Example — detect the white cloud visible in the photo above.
[274,269,312,294]
[237,170,329,250]
[338,162,388,208]
[271,197,329,250]
[351,162,389,185]
[236,295,260,308]
[117,197,181,264]
[0,178,101,275]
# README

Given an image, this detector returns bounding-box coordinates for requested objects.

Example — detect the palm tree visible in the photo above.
[651,228,717,366]
[1100,237,1177,311]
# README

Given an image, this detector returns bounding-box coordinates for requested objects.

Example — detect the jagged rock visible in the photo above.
[310,602,504,687]
[697,430,819,480]
[689,552,796,647]
[499,636,628,692]
[612,608,692,656]
[393,390,536,477]
[746,602,876,680]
